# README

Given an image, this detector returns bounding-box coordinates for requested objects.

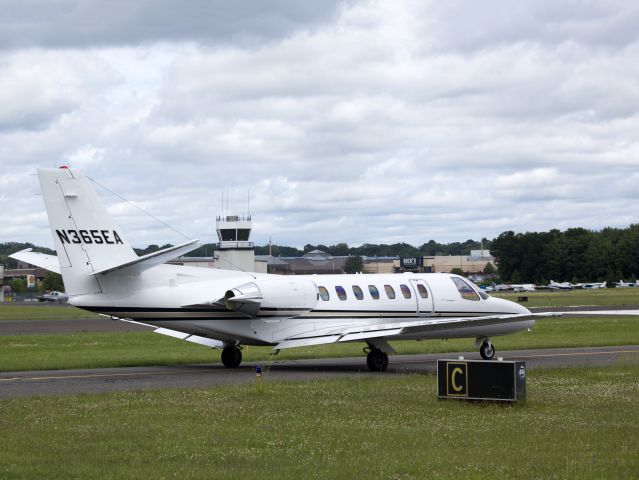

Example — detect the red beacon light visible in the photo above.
[59,165,70,169]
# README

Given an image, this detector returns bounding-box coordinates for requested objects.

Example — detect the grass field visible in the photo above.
[1,287,638,478]
[493,287,639,308]
[1,315,638,372]
[1,366,637,479]
[0,304,100,321]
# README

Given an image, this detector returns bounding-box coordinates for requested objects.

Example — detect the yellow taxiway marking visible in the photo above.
[0,369,217,383]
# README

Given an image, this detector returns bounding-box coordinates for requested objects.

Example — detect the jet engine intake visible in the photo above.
[224,277,318,317]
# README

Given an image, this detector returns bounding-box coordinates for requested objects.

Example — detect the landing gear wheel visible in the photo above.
[221,346,242,368]
[366,348,389,372]
[480,341,495,360]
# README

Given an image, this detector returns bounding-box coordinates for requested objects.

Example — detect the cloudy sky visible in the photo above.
[1,0,638,250]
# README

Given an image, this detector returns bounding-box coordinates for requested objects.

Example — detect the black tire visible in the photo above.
[480,341,495,360]
[366,349,389,372]
[221,346,242,368]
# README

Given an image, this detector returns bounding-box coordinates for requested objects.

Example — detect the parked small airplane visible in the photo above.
[37,290,69,302]
[512,284,536,292]
[548,280,574,290]
[575,281,607,289]
[11,168,555,371]
[613,280,638,288]
[488,283,511,292]
[487,283,536,292]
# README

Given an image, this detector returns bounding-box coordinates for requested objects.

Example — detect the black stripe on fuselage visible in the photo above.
[82,306,229,313]
[80,305,515,321]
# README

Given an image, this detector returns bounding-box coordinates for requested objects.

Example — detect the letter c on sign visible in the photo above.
[451,367,463,392]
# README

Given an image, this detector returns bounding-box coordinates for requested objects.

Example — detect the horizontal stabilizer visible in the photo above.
[9,249,61,274]
[92,239,201,275]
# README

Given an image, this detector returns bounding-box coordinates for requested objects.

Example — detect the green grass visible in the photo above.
[1,366,637,479]
[0,304,100,321]
[493,287,639,308]
[2,315,638,372]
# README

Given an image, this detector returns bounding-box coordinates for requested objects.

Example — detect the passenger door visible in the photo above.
[409,279,434,316]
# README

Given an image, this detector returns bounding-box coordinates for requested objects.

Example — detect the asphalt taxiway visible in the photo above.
[1,345,637,398]
[0,318,150,335]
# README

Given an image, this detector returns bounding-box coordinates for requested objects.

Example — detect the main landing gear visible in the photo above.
[221,345,242,368]
[479,340,495,360]
[366,347,389,372]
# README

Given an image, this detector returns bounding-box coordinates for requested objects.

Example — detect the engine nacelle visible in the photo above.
[224,277,318,317]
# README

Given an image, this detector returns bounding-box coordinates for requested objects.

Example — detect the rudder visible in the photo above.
[38,167,138,296]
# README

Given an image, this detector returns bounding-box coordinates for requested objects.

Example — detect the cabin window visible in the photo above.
[318,286,330,301]
[335,285,347,301]
[384,285,396,299]
[368,285,380,300]
[352,285,364,300]
[451,277,480,301]
[416,284,429,299]
[400,284,411,299]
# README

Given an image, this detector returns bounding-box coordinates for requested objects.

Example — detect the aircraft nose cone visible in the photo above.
[493,296,530,314]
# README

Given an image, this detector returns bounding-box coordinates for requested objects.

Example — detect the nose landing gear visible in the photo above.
[479,340,495,360]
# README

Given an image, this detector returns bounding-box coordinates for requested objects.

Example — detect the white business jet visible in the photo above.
[11,168,553,371]
[613,280,638,288]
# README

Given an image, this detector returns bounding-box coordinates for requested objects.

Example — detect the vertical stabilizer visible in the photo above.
[38,168,138,296]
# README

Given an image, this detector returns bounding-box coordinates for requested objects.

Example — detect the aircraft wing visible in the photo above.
[106,316,225,348]
[274,313,557,350]
[9,248,61,274]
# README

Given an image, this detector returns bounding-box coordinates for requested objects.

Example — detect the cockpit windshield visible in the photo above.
[451,277,488,300]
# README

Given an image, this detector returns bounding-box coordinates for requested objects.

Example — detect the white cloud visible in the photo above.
[1,0,638,249]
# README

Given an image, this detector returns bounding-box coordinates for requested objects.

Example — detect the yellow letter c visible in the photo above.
[451,367,463,392]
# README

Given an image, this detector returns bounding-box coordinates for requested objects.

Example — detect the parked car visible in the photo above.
[37,291,69,303]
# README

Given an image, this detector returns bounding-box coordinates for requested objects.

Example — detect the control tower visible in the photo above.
[214,214,255,272]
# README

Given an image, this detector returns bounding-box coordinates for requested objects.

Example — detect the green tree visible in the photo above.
[42,272,65,292]
[330,243,350,256]
[343,255,364,274]
[491,231,519,281]
[9,278,27,294]
[450,267,464,276]
[483,262,496,275]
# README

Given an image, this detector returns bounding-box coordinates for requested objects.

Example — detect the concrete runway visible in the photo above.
[2,345,637,398]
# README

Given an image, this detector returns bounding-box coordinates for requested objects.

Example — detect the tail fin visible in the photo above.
[38,167,138,296]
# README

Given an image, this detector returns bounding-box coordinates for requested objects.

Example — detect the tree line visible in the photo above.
[491,225,639,283]
[253,239,490,258]
[3,224,638,284]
